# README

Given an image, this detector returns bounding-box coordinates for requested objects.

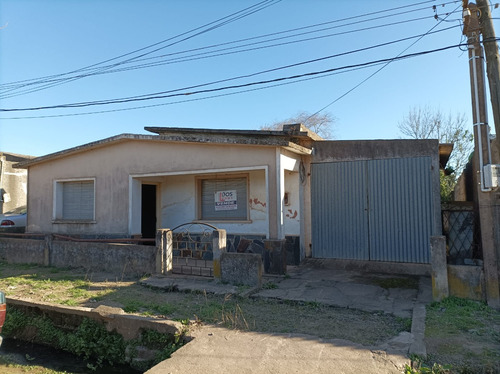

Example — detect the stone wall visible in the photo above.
[170,232,299,276]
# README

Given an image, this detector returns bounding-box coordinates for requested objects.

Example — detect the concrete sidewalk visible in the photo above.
[143,259,432,374]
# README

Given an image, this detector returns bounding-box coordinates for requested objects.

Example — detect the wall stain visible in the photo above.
[251,198,266,207]
[285,209,298,219]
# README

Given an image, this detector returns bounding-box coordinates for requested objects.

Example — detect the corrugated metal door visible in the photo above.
[367,157,432,263]
[311,161,369,260]
[311,157,432,263]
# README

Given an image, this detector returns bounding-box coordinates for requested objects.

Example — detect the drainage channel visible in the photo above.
[0,338,141,374]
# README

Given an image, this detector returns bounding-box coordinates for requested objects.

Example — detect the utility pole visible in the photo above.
[463,0,500,308]
[477,0,500,148]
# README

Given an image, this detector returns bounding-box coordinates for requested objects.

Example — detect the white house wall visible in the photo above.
[284,171,300,236]
[26,139,299,238]
[159,169,268,235]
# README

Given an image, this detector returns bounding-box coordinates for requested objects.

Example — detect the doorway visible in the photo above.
[141,184,157,239]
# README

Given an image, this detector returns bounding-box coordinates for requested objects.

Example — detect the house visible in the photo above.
[14,125,443,270]
[0,152,34,214]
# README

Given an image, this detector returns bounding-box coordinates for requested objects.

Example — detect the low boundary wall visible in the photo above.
[0,236,156,278]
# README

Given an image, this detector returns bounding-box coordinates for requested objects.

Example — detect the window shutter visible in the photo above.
[62,181,94,220]
[201,177,247,220]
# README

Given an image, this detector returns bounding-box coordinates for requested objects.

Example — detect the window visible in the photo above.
[54,179,95,221]
[199,175,248,221]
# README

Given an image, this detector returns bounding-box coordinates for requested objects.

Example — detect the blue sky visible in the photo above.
[0,0,498,157]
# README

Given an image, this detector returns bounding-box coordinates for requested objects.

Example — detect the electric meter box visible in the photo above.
[483,164,500,189]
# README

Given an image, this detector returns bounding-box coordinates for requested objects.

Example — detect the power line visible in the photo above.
[0,26,459,108]
[0,1,460,100]
[0,12,462,101]
[0,62,406,120]
[0,0,281,97]
[307,3,462,118]
[1,40,480,114]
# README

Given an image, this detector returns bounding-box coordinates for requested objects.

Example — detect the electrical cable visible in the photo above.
[1,0,441,88]
[0,0,281,96]
[306,3,463,119]
[1,26,459,108]
[0,0,459,99]
[2,39,488,114]
[0,10,462,100]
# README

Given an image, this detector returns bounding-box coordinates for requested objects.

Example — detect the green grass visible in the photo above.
[372,276,420,290]
[0,262,411,347]
[425,297,500,373]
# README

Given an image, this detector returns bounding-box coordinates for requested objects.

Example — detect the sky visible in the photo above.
[0,0,499,157]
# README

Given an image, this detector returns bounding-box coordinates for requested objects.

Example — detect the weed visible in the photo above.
[237,284,250,293]
[303,300,321,309]
[372,276,419,290]
[262,282,278,290]
[397,316,412,332]
[3,306,185,372]
[4,309,126,368]
[404,362,452,373]
[123,300,144,313]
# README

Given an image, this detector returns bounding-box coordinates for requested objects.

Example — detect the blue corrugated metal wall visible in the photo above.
[311,157,433,263]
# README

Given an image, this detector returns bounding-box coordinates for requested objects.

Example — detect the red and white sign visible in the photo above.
[215,190,237,211]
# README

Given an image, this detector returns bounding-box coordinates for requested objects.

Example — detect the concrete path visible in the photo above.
[143,259,433,374]
[146,326,408,374]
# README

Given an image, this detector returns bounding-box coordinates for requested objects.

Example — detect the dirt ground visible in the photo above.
[0,263,499,373]
[0,263,409,347]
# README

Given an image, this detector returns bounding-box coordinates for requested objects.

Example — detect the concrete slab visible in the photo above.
[142,259,431,372]
[145,325,408,374]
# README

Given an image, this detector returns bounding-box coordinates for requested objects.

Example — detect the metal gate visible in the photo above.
[311,157,433,263]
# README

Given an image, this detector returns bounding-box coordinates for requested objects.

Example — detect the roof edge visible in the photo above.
[14,134,150,168]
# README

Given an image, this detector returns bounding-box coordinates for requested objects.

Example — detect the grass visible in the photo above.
[425,297,500,373]
[0,262,410,347]
[2,262,499,373]
[371,276,420,290]
[0,356,71,374]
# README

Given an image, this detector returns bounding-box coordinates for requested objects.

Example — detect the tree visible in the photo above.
[398,106,474,202]
[261,111,336,139]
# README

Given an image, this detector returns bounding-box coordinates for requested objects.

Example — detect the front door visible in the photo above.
[141,184,157,239]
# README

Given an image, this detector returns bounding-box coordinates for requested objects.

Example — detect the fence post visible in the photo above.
[164,230,172,275]
[155,230,162,274]
[156,229,173,275]
[44,234,52,266]
[212,229,226,279]
[431,236,449,301]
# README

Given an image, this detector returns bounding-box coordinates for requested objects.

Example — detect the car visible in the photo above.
[0,206,27,233]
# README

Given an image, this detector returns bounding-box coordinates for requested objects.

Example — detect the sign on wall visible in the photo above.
[215,190,237,211]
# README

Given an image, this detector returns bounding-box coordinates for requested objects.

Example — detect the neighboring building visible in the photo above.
[15,125,443,266]
[0,152,34,214]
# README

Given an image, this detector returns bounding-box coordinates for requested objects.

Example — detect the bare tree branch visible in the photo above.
[261,111,336,139]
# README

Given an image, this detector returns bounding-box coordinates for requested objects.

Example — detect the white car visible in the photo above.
[0,206,27,233]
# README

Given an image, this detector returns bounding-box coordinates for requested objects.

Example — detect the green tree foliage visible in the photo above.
[398,106,474,201]
[261,111,336,139]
